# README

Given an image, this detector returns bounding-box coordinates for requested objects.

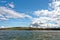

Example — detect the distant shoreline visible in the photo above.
[0,27,60,30]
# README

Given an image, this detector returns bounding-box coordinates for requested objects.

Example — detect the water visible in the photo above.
[0,30,60,40]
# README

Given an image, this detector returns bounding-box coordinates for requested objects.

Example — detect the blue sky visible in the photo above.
[14,0,50,12]
[0,0,50,11]
[0,0,60,28]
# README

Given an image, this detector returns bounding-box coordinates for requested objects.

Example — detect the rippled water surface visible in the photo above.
[0,30,60,40]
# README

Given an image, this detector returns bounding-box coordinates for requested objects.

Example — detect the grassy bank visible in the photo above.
[0,27,60,30]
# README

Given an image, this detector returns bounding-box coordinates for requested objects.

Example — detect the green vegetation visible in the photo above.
[0,27,60,30]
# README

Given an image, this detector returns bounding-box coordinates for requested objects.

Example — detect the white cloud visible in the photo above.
[0,26,5,28]
[0,18,8,20]
[0,6,32,20]
[31,0,60,28]
[8,2,14,8]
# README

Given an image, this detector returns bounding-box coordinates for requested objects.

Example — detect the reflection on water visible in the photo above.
[0,30,60,40]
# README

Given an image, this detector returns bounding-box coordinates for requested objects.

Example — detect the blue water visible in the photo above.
[0,30,60,40]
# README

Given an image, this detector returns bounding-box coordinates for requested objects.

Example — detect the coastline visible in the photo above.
[0,27,60,30]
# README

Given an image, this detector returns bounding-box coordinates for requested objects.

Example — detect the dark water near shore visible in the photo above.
[0,30,60,40]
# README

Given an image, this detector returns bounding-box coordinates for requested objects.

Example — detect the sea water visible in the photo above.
[0,30,60,40]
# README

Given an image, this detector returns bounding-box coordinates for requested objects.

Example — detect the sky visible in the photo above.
[0,0,60,28]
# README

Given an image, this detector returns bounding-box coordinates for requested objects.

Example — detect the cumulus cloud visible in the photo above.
[31,0,60,28]
[0,6,32,20]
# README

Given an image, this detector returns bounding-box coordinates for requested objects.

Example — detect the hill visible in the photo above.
[0,27,60,30]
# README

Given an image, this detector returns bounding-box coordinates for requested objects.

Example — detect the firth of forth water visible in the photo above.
[0,30,60,40]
